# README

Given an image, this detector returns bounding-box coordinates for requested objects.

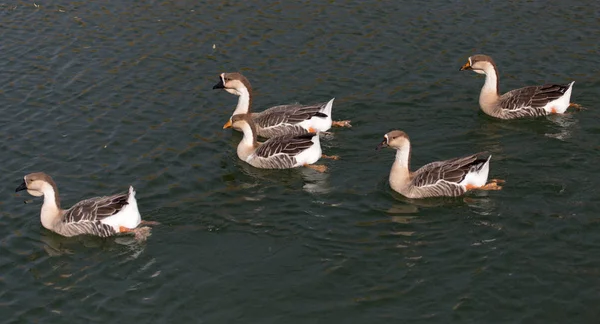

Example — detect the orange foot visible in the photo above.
[550,107,558,114]
[304,164,327,172]
[119,226,132,233]
[478,182,503,191]
[332,120,352,128]
[140,220,161,226]
[465,181,503,191]
[489,178,505,184]
[133,226,152,242]
[321,154,340,160]
[120,225,151,241]
[308,127,317,133]
[569,102,584,110]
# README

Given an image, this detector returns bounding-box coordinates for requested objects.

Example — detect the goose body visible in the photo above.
[250,100,334,138]
[377,131,502,199]
[460,54,577,119]
[16,172,151,239]
[230,114,324,170]
[213,72,349,138]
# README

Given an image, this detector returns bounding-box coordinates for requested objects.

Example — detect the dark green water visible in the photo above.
[1,0,600,322]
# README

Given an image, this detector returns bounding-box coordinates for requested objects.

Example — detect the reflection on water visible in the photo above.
[235,158,333,195]
[463,196,497,216]
[474,111,580,142]
[299,166,332,195]
[25,231,151,304]
[39,231,147,258]
[545,113,578,141]
[0,0,599,321]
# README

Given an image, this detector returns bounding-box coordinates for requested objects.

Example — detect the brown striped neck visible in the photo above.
[478,63,502,115]
[231,84,253,116]
[239,77,253,112]
[39,181,62,230]
[44,176,61,210]
[482,61,500,96]
[223,73,254,115]
[468,55,500,96]
[393,142,411,170]
[389,144,412,193]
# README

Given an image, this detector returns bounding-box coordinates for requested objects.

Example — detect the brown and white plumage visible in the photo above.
[376,130,502,198]
[251,103,332,138]
[15,172,152,240]
[230,114,324,170]
[460,54,577,119]
[213,72,349,138]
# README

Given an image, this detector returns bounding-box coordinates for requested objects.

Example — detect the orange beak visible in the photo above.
[460,61,472,71]
[223,119,232,129]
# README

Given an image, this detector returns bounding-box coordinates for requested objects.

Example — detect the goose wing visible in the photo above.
[254,103,328,129]
[254,133,316,158]
[411,153,489,188]
[63,191,130,223]
[500,83,572,110]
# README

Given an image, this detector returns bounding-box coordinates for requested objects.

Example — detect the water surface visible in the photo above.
[1,0,600,322]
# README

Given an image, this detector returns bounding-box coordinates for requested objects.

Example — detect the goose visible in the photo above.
[15,172,157,241]
[212,72,351,138]
[460,54,581,119]
[229,114,336,172]
[376,130,503,198]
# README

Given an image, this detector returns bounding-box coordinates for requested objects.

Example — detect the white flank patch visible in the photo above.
[458,156,491,189]
[293,134,322,166]
[543,81,574,114]
[298,98,334,132]
[100,186,142,230]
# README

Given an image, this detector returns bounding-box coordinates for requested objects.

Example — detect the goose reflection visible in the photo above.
[38,229,147,258]
[233,156,332,195]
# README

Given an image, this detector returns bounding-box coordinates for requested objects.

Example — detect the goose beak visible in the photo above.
[223,119,232,129]
[460,61,472,71]
[375,139,388,151]
[15,181,27,192]
[213,79,225,89]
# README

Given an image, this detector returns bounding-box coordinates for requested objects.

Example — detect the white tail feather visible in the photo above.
[100,186,142,230]
[459,155,491,188]
[319,98,335,117]
[543,81,575,114]
[303,98,334,132]
[293,134,322,166]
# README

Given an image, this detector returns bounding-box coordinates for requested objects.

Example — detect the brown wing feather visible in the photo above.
[500,83,571,110]
[254,133,316,158]
[411,153,489,187]
[63,191,130,223]
[254,103,328,128]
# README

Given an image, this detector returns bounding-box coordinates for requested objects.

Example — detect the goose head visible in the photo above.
[212,72,252,96]
[230,114,255,133]
[230,114,258,147]
[376,130,410,151]
[15,172,57,198]
[460,54,497,75]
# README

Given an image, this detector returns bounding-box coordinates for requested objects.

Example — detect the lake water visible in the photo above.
[1,0,600,322]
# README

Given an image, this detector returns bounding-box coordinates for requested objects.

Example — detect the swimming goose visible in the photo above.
[376,130,503,198]
[15,172,156,241]
[229,114,334,172]
[460,54,580,119]
[213,72,351,138]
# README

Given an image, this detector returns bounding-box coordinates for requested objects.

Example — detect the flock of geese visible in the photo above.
[15,54,581,241]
